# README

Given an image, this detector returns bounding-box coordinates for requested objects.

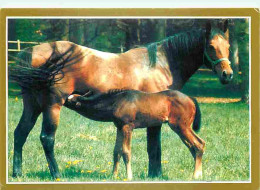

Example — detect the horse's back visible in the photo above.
[31,41,77,67]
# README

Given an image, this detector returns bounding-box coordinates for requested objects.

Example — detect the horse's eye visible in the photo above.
[209,45,215,51]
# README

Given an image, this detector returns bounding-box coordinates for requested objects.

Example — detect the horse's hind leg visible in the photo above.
[170,124,205,179]
[13,93,41,177]
[40,103,62,179]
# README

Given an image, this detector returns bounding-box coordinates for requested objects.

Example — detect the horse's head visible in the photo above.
[204,20,233,84]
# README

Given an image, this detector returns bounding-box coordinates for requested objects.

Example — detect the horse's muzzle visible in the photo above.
[220,70,233,84]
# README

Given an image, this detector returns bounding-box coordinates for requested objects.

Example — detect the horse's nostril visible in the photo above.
[222,70,227,78]
[230,73,233,79]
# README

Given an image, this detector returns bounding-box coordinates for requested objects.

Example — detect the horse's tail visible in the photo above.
[190,97,201,132]
[8,43,80,92]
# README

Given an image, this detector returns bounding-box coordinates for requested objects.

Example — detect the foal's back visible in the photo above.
[114,90,194,128]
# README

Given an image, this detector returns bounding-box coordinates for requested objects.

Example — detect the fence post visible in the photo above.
[120,44,124,53]
[17,40,20,51]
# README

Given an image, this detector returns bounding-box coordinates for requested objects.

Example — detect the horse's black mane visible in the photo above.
[146,28,226,67]
[147,29,205,67]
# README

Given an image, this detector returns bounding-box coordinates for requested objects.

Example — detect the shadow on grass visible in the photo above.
[23,168,169,182]
[182,71,241,98]
[25,169,112,182]
[25,170,53,181]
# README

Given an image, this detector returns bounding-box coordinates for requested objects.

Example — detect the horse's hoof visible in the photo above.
[193,171,202,180]
[12,172,22,178]
[12,170,22,178]
[127,174,133,181]
[51,172,61,180]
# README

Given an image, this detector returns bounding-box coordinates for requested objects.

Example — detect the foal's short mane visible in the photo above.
[107,89,134,95]
[85,89,136,102]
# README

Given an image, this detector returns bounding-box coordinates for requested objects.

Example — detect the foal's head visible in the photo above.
[66,94,82,108]
[204,20,233,84]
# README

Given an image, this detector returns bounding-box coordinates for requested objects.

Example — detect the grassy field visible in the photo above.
[7,72,250,182]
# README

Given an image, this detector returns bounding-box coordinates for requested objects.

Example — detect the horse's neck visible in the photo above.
[181,49,204,82]
[159,38,204,87]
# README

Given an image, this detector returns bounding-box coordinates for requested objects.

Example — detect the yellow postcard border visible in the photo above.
[0,8,259,190]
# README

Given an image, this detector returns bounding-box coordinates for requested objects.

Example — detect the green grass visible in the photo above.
[8,98,250,182]
[7,71,249,182]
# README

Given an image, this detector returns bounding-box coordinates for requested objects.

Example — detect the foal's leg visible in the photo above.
[40,103,62,179]
[121,124,133,180]
[13,93,41,177]
[112,128,123,177]
[170,125,205,179]
[113,125,133,180]
[147,126,162,177]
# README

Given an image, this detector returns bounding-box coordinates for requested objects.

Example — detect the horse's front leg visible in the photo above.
[147,125,162,177]
[40,103,62,179]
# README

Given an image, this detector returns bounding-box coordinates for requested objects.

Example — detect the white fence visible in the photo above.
[8,40,41,64]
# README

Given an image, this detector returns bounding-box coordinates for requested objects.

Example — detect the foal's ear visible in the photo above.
[76,102,81,108]
[205,21,211,39]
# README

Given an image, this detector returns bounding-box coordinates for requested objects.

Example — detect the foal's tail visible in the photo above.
[8,43,82,92]
[190,97,201,132]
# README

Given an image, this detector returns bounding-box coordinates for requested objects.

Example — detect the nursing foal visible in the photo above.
[64,89,205,180]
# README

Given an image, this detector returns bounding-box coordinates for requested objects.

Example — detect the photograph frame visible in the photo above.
[1,8,259,190]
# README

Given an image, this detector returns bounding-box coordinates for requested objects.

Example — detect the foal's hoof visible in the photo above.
[193,171,202,180]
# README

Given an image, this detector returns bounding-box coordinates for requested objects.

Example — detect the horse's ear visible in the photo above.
[205,22,211,39]
[223,19,228,33]
[223,20,229,41]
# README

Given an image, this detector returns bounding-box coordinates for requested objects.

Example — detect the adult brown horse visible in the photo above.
[9,21,233,179]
